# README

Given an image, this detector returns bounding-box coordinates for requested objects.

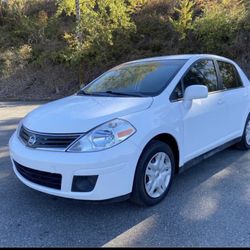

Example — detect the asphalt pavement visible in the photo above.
[0,101,250,247]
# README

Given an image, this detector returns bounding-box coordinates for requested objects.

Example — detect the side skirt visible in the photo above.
[179,137,242,173]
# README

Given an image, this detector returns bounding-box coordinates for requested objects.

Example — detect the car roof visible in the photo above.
[125,54,233,64]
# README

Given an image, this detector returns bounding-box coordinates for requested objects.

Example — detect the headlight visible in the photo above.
[67,119,136,152]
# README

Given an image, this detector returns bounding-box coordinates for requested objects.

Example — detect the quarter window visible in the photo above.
[171,81,183,100]
[217,61,242,89]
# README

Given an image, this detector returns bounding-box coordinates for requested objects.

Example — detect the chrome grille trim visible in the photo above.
[19,125,82,150]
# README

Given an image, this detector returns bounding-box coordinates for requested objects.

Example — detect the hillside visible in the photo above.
[0,0,249,100]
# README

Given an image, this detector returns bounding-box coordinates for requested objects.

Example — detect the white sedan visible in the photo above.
[9,54,250,206]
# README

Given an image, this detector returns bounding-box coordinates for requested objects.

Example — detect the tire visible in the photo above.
[236,115,250,150]
[130,140,175,206]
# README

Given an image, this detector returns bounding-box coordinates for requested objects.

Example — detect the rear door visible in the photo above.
[216,60,248,137]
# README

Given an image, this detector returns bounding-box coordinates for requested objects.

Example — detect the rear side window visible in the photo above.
[217,61,243,89]
[183,60,218,92]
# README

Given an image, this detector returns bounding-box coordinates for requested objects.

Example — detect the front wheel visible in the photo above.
[237,115,250,150]
[130,140,175,206]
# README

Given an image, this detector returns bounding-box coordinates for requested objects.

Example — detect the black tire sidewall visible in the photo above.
[132,140,175,206]
[242,115,250,149]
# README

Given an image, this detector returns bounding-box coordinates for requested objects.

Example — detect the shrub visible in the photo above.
[0,44,32,77]
[169,0,195,40]
[56,0,146,67]
[194,0,247,54]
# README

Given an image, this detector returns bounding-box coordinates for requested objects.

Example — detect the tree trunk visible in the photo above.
[75,0,81,41]
[75,0,82,85]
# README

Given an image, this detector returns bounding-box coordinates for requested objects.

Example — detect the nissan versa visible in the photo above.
[9,54,250,206]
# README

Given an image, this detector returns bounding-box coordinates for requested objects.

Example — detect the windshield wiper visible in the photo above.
[77,90,88,95]
[104,91,144,97]
[78,90,145,97]
[77,90,103,96]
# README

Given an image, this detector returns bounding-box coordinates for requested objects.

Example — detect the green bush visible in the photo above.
[194,0,247,54]
[56,0,145,67]
[0,44,32,76]
[169,0,195,40]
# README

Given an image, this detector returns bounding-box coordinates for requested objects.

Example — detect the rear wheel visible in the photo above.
[130,140,175,206]
[237,115,250,150]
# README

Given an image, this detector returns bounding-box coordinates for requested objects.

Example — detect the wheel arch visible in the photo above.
[139,133,180,174]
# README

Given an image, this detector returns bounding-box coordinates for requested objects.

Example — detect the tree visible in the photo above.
[169,0,195,40]
[56,0,145,63]
[194,0,247,53]
[56,0,147,84]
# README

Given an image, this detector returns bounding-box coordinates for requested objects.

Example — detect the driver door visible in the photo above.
[172,59,230,163]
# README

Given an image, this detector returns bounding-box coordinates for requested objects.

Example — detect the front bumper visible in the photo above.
[9,131,140,201]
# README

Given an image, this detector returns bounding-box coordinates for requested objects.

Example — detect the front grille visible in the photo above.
[19,125,81,150]
[14,161,62,190]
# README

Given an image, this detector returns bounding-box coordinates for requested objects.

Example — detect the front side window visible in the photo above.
[171,59,218,101]
[79,59,187,97]
[217,61,242,89]
[183,60,218,92]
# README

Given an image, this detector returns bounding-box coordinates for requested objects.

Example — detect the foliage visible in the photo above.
[0,0,250,99]
[56,0,147,66]
[194,0,247,53]
[169,0,195,40]
[0,44,32,77]
[0,0,65,69]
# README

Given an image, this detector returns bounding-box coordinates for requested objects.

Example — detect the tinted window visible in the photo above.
[171,81,183,100]
[217,61,242,89]
[80,59,187,97]
[183,60,218,92]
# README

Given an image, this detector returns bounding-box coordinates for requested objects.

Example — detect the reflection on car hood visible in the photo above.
[23,95,153,133]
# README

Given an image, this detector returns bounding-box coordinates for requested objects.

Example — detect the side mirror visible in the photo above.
[183,85,208,109]
[184,85,208,101]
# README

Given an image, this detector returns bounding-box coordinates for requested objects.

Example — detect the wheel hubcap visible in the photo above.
[144,152,172,198]
[246,121,250,145]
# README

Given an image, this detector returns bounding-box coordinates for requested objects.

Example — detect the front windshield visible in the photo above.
[79,59,187,97]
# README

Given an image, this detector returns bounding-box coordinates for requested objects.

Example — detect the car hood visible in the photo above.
[23,95,153,133]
